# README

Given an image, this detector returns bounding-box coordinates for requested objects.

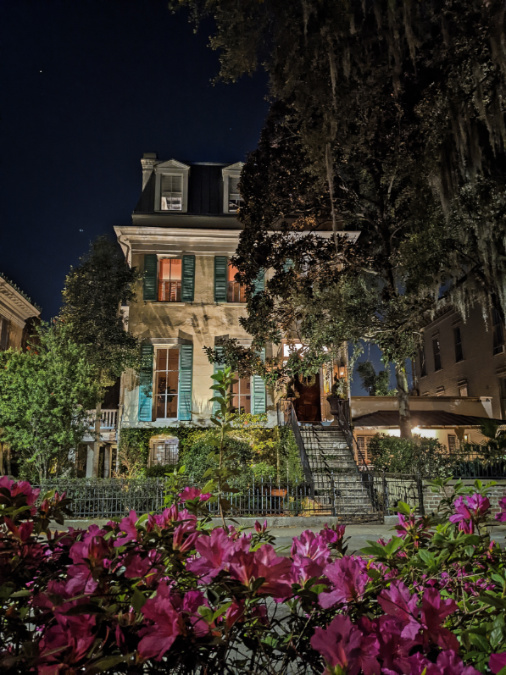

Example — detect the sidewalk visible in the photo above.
[62,516,506,556]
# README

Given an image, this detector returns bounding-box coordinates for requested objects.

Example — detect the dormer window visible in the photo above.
[222,162,244,214]
[154,160,190,213]
[161,175,183,211]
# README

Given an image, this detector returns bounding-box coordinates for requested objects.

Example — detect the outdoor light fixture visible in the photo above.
[338,364,347,379]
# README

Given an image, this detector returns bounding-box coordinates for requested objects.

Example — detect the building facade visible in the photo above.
[413,304,506,420]
[114,155,272,443]
[0,273,40,352]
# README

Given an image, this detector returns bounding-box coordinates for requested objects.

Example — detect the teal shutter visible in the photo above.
[214,256,228,302]
[143,254,157,301]
[212,347,225,415]
[138,343,154,422]
[181,255,195,302]
[283,259,294,273]
[252,268,265,295]
[251,348,266,414]
[178,344,193,421]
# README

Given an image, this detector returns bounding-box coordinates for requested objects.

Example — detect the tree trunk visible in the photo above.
[395,362,412,439]
[93,401,102,478]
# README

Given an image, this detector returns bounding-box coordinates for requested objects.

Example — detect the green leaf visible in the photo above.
[131,587,147,612]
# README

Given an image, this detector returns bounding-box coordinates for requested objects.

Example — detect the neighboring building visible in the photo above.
[0,273,40,352]
[413,304,506,420]
[0,273,40,475]
[114,153,356,465]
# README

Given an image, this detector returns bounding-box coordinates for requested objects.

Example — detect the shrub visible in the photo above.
[2,477,506,673]
[368,434,452,476]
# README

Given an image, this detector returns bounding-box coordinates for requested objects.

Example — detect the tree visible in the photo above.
[176,0,506,435]
[356,361,391,397]
[0,322,98,480]
[60,237,140,477]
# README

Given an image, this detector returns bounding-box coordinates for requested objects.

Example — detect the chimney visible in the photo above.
[141,152,157,190]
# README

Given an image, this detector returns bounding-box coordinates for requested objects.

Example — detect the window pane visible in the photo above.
[166,394,178,417]
[228,264,239,282]
[169,259,182,281]
[156,349,167,370]
[156,396,166,419]
[168,349,179,370]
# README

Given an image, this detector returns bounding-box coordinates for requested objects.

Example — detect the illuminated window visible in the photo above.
[230,374,251,414]
[158,259,182,302]
[447,435,457,453]
[160,174,183,211]
[155,348,179,419]
[458,380,468,397]
[227,264,246,303]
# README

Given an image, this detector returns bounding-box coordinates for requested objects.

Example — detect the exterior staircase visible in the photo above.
[299,426,379,519]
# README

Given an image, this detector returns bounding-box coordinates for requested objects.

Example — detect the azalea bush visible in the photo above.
[2,475,506,673]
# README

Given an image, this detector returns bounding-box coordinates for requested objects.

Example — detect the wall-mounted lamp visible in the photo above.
[338,364,347,379]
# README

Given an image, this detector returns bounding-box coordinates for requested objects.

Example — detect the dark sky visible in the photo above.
[0,0,268,319]
[1,0,398,394]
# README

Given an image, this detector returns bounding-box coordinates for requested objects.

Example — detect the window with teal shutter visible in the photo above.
[143,255,157,301]
[283,259,294,273]
[178,344,193,421]
[214,256,228,302]
[251,348,266,414]
[212,347,225,415]
[181,255,195,302]
[252,268,265,296]
[138,343,154,421]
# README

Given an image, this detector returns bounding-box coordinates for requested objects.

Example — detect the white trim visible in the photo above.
[222,163,244,214]
[154,160,190,213]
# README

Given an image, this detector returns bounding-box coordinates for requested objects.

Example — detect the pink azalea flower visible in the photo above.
[449,494,490,532]
[37,614,96,672]
[396,513,431,549]
[378,582,420,640]
[138,583,209,660]
[254,519,268,533]
[187,528,236,582]
[179,486,211,502]
[114,510,138,547]
[490,653,506,673]
[419,588,459,651]
[311,615,380,675]
[228,544,293,598]
[0,476,40,514]
[291,530,332,564]
[172,520,200,553]
[319,523,346,546]
[319,556,369,608]
[495,497,506,522]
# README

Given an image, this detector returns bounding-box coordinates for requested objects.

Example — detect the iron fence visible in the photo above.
[36,477,333,520]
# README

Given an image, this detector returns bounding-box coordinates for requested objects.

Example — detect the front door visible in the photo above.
[294,373,321,422]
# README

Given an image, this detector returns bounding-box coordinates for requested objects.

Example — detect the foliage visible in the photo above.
[118,426,197,474]
[60,236,140,385]
[180,434,252,486]
[3,476,506,672]
[176,0,506,439]
[0,322,99,480]
[60,236,141,477]
[368,434,453,477]
[356,361,393,397]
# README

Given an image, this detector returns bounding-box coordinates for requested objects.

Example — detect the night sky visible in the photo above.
[1,0,268,319]
[1,0,395,394]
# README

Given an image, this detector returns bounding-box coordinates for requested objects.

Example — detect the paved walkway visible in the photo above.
[61,516,506,555]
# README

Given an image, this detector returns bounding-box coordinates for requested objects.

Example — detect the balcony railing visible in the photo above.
[86,409,118,430]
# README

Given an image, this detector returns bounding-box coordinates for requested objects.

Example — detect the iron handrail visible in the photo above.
[280,401,315,495]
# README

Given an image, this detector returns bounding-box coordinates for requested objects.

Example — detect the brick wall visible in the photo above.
[423,479,506,518]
